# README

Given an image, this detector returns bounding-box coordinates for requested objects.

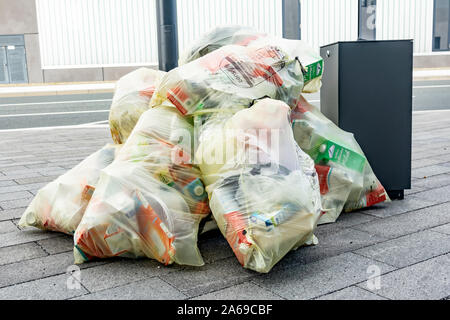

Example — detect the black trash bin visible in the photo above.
[320,40,413,199]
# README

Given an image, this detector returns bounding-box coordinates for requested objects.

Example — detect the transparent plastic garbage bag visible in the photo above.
[74,107,209,266]
[178,26,323,93]
[109,67,165,144]
[19,144,120,235]
[179,25,267,65]
[291,95,390,224]
[195,99,322,273]
[151,43,305,115]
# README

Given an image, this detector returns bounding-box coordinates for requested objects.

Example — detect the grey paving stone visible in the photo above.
[0,161,47,169]
[59,161,83,170]
[356,253,450,300]
[0,196,33,210]
[412,165,450,179]
[412,184,450,204]
[360,197,437,219]
[0,252,75,288]
[0,242,47,266]
[48,157,86,164]
[354,230,450,268]
[25,162,63,169]
[0,180,17,187]
[0,171,42,182]
[404,186,427,196]
[0,165,33,175]
[192,281,283,300]
[74,277,187,300]
[273,227,387,270]
[0,229,60,248]
[40,170,67,177]
[198,232,234,264]
[352,202,450,239]
[315,286,387,300]
[10,218,20,228]
[29,189,41,196]
[14,175,58,185]
[0,159,14,166]
[37,236,74,254]
[430,223,450,235]
[1,152,34,163]
[160,257,255,298]
[331,211,378,228]
[0,208,25,221]
[0,274,87,300]
[412,173,450,190]
[0,182,46,195]
[411,157,443,169]
[411,158,445,169]
[0,191,32,202]
[79,259,172,293]
[0,221,18,234]
[37,166,66,175]
[253,252,395,300]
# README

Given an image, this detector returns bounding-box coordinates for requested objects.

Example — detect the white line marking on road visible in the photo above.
[413,109,450,114]
[0,124,110,132]
[413,85,450,89]
[0,99,112,107]
[0,110,109,118]
[82,120,109,126]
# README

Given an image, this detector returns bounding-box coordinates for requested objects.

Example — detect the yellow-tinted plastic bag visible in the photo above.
[178,26,323,93]
[196,99,321,273]
[179,25,266,65]
[74,107,209,266]
[151,43,305,115]
[291,95,390,224]
[109,67,165,144]
[19,144,120,235]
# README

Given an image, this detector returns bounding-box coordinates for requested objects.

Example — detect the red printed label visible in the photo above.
[139,85,155,98]
[366,183,387,207]
[315,164,331,195]
[167,87,188,115]
[224,211,251,266]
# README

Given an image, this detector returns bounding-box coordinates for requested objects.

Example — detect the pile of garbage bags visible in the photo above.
[20,26,389,273]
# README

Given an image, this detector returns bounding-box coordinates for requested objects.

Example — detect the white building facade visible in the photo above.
[0,0,448,83]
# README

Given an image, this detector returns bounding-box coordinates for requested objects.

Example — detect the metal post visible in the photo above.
[358,0,377,40]
[282,0,301,40]
[156,0,179,71]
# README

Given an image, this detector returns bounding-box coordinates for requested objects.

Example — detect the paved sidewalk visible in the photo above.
[0,111,449,300]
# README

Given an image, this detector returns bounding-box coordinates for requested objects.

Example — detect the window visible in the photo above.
[433,0,450,51]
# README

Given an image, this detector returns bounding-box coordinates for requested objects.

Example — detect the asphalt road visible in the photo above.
[0,79,449,130]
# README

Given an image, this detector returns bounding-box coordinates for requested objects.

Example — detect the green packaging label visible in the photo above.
[303,59,323,83]
[316,140,366,173]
